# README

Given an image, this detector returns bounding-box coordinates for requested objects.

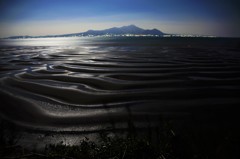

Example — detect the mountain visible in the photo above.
[80,25,164,36]
[7,25,165,39]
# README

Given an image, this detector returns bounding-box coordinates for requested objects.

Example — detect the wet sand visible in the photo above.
[0,37,240,148]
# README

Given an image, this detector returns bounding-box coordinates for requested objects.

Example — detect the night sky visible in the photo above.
[0,0,240,37]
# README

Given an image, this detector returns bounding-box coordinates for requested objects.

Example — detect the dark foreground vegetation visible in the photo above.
[1,117,240,159]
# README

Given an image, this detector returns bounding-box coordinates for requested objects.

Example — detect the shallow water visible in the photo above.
[1,37,240,146]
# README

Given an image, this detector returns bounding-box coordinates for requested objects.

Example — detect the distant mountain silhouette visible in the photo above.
[7,25,165,39]
[80,25,164,36]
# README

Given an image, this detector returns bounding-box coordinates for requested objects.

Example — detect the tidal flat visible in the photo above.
[0,37,240,158]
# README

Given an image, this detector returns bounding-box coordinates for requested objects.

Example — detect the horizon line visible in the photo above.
[3,24,225,38]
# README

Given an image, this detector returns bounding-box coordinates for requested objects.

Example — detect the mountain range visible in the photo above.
[79,25,164,36]
[7,25,165,39]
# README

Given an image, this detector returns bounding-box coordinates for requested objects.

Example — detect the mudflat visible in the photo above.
[0,37,240,150]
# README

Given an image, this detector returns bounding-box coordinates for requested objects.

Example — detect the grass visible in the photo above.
[1,117,240,159]
[45,136,161,159]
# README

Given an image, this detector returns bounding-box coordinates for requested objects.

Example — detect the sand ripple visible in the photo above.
[1,38,240,132]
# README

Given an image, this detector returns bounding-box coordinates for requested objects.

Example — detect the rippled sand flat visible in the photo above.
[0,37,240,146]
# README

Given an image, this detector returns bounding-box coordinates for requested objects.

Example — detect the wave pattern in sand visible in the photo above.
[1,37,240,132]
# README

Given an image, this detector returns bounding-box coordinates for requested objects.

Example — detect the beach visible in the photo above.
[1,37,240,158]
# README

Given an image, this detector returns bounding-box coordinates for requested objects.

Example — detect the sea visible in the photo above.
[0,37,240,148]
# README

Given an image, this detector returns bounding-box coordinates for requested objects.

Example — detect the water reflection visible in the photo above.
[0,37,91,46]
[0,37,240,132]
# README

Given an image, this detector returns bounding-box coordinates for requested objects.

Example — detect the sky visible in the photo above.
[0,0,240,37]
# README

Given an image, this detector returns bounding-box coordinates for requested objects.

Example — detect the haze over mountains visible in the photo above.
[7,25,165,39]
[6,25,215,39]
[82,25,164,36]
